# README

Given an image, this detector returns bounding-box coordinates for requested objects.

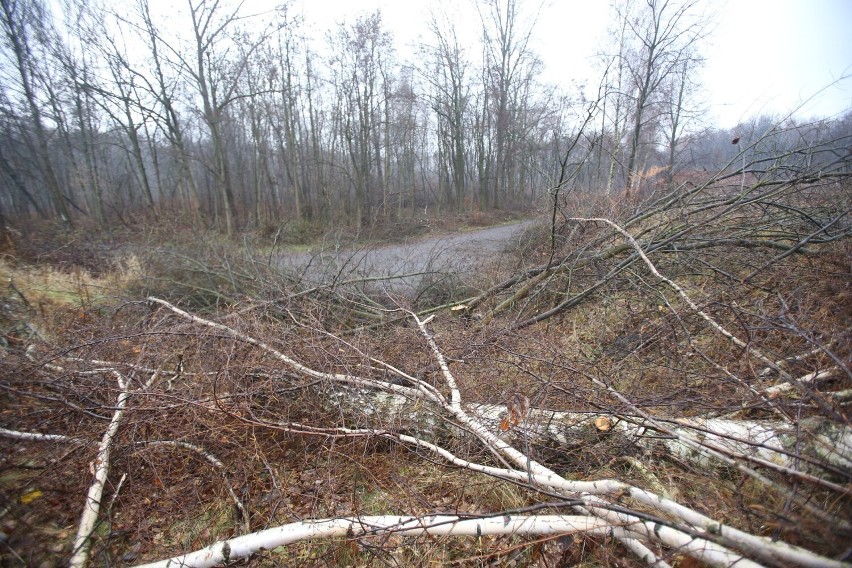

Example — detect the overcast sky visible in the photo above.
[283,0,852,129]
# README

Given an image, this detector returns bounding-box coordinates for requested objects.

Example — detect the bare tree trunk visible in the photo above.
[617,0,707,197]
[0,0,72,224]
[139,0,200,219]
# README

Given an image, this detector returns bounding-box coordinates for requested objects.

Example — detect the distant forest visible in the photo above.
[1,0,850,232]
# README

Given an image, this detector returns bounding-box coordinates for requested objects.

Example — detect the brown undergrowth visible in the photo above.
[0,185,850,566]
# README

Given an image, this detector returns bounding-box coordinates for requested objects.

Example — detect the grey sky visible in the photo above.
[288,0,852,128]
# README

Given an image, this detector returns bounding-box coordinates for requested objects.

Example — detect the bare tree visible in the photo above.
[186,0,241,233]
[614,0,709,196]
[660,45,705,186]
[136,0,202,218]
[328,11,394,227]
[145,0,281,233]
[477,0,544,208]
[0,0,72,223]
[420,7,471,212]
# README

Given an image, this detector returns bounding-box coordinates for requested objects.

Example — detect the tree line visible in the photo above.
[0,0,848,233]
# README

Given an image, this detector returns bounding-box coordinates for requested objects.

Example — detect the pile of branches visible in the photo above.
[467,124,852,331]
[0,121,850,567]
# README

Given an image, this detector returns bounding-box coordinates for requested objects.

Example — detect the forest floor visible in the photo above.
[0,193,849,567]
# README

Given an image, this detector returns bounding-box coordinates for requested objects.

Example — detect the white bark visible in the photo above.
[146,297,847,568]
[757,345,833,378]
[569,217,842,421]
[334,390,852,477]
[69,370,130,568]
[0,427,82,444]
[389,433,845,568]
[131,515,628,568]
[136,441,250,533]
[764,368,838,398]
[407,312,748,567]
[0,427,252,543]
[476,404,852,474]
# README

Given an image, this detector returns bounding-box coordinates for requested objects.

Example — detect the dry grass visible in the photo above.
[0,255,142,310]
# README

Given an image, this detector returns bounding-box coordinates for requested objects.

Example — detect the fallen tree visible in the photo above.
[1,120,849,566]
[133,515,630,568]
[117,297,847,567]
[3,292,849,566]
[331,391,852,480]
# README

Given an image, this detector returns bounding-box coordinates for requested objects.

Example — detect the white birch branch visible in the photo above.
[326,389,851,499]
[569,217,843,420]
[410,313,683,567]
[468,403,852,476]
[765,368,838,398]
[131,514,625,568]
[389,432,846,568]
[151,298,668,564]
[146,297,846,567]
[0,422,250,535]
[757,345,831,377]
[412,313,461,410]
[0,427,83,444]
[146,296,442,404]
[68,370,130,568]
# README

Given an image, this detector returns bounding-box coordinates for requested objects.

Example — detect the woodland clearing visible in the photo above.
[1,167,850,567]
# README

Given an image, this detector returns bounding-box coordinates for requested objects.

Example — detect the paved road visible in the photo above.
[278,219,537,288]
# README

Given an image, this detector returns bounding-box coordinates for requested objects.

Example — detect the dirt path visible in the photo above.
[278,219,537,286]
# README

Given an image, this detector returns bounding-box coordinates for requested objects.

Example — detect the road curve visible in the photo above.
[278,219,538,287]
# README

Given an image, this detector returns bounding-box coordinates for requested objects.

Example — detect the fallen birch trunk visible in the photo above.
[332,389,852,479]
[471,403,852,475]
[148,297,847,567]
[133,515,627,568]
